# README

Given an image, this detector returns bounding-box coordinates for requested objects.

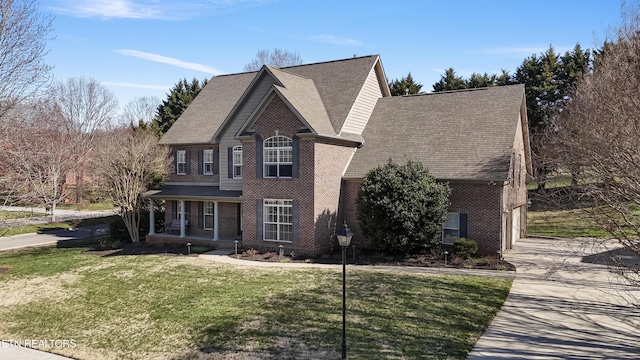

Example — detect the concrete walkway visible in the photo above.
[467,237,640,359]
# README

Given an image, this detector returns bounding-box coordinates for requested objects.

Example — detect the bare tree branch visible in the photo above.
[0,0,53,121]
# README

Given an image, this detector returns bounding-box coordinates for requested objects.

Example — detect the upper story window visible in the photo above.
[233,145,243,179]
[203,149,214,175]
[176,150,186,175]
[263,136,292,178]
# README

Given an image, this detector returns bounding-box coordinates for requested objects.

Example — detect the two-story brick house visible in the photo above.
[144,55,531,255]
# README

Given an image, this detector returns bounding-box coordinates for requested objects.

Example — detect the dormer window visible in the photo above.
[263,136,292,178]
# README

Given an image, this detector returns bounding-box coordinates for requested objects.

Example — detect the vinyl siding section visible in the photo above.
[219,74,276,190]
[340,65,383,135]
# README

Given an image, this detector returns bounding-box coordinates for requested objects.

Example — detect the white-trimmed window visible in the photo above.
[233,145,243,179]
[263,199,293,241]
[204,201,214,230]
[203,150,214,175]
[442,212,460,245]
[263,136,292,178]
[176,150,186,175]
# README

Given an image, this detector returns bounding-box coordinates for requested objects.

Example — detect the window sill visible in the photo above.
[263,239,293,243]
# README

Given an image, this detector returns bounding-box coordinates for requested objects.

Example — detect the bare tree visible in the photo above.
[93,127,167,242]
[121,96,161,126]
[0,100,72,221]
[553,3,640,290]
[243,48,303,71]
[52,77,119,203]
[0,0,54,121]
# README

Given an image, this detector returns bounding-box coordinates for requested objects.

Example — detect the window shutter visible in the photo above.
[292,200,299,241]
[185,150,191,174]
[227,147,233,179]
[214,148,219,174]
[172,201,177,219]
[173,150,177,174]
[198,150,203,175]
[256,199,263,240]
[198,202,204,229]
[292,135,299,178]
[237,203,242,235]
[459,213,468,238]
[255,134,263,178]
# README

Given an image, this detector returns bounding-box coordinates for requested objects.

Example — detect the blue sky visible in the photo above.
[40,0,625,112]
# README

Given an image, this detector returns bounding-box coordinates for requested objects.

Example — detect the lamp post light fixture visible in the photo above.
[336,221,353,360]
[444,250,449,266]
[186,242,191,256]
[234,240,239,256]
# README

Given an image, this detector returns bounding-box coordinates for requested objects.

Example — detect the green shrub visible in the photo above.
[356,159,450,255]
[453,238,478,259]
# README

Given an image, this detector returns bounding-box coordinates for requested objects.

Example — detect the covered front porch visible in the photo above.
[144,185,243,243]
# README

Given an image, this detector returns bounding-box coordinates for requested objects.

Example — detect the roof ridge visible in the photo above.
[393,84,524,98]
[213,55,380,79]
[280,54,379,70]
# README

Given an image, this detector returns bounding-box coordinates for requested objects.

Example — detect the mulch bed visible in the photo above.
[233,249,516,271]
[0,266,11,274]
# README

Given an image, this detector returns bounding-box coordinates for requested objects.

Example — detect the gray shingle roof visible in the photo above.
[159,55,381,145]
[344,84,526,181]
[158,72,256,145]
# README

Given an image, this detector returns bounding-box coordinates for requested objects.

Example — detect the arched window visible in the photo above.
[263,136,292,178]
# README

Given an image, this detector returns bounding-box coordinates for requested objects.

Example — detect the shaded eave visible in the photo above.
[143,185,242,202]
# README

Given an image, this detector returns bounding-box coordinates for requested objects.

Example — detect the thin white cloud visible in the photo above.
[102,82,170,90]
[114,49,224,75]
[48,0,163,19]
[47,0,271,20]
[312,34,363,46]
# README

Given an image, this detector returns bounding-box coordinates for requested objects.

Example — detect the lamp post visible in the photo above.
[336,221,353,359]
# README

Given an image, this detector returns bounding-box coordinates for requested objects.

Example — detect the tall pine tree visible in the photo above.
[153,77,208,136]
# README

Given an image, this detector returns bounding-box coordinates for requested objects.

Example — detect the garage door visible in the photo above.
[511,207,521,244]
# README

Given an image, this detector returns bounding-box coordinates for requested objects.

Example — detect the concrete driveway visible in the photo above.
[467,237,640,359]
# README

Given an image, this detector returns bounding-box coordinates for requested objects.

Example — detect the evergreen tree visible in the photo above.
[432,68,467,92]
[388,72,423,96]
[153,77,208,136]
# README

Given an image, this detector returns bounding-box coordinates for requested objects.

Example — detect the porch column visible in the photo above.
[179,200,186,238]
[213,201,219,240]
[148,198,156,235]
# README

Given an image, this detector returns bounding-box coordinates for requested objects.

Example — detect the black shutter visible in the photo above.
[213,148,219,175]
[172,150,177,174]
[255,134,263,178]
[198,150,203,175]
[459,213,468,238]
[198,202,204,229]
[172,201,177,219]
[292,136,299,178]
[185,150,191,174]
[292,200,299,241]
[237,203,242,235]
[256,199,263,240]
[227,147,233,179]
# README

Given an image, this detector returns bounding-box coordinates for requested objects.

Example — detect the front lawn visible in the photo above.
[527,208,610,238]
[0,247,511,360]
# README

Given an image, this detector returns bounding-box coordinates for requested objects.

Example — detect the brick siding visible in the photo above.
[241,96,356,255]
[167,145,220,184]
[340,180,504,255]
